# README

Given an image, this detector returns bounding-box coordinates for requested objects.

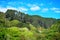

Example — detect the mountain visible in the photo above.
[1,9,60,28]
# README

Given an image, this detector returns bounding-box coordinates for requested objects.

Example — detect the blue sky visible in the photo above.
[0,0,60,19]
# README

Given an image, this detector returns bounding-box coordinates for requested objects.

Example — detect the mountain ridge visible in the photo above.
[0,9,60,28]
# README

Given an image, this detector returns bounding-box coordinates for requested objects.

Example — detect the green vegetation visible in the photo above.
[0,9,60,40]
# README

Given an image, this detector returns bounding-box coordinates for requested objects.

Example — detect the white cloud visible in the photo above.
[6,6,17,10]
[0,7,7,12]
[27,4,37,7]
[18,7,28,12]
[0,6,18,13]
[0,5,29,13]
[55,11,60,13]
[51,7,60,13]
[6,6,28,12]
[51,8,59,10]
[42,8,49,12]
[27,4,40,11]
[30,6,40,11]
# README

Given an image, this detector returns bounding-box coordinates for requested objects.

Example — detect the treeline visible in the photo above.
[0,9,60,40]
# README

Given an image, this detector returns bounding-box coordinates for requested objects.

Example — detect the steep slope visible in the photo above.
[5,9,58,28]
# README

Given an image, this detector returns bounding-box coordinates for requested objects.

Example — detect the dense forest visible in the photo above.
[0,9,60,40]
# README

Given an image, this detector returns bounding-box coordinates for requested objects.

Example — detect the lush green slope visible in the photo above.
[0,9,60,40]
